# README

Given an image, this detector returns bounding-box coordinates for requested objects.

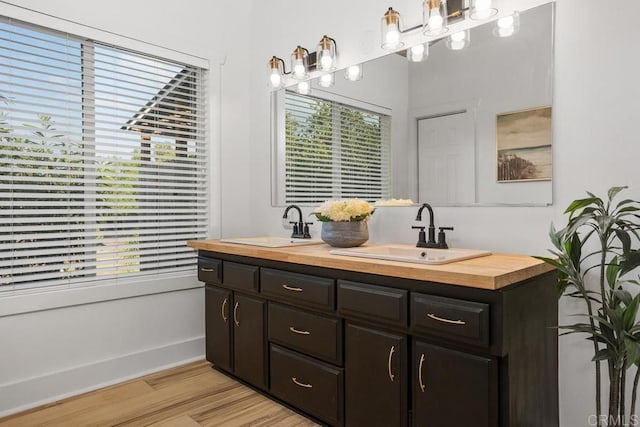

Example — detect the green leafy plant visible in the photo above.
[538,187,640,427]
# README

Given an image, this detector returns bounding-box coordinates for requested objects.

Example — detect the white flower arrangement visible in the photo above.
[314,199,375,222]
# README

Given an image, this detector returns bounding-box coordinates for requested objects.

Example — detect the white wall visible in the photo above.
[0,0,251,416]
[247,0,640,425]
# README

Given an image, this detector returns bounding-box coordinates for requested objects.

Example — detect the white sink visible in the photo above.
[220,236,324,248]
[330,244,491,265]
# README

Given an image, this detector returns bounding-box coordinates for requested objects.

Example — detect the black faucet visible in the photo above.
[283,204,308,239]
[414,203,438,248]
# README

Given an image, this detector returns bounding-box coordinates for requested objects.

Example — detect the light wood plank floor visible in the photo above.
[0,360,318,427]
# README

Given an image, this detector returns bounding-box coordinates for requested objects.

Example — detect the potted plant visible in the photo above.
[538,187,640,427]
[314,199,375,247]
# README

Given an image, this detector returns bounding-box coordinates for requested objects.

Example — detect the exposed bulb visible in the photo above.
[471,0,497,20]
[269,70,282,88]
[428,11,444,33]
[495,13,518,38]
[449,31,467,50]
[319,50,333,70]
[346,65,362,81]
[408,44,426,62]
[318,73,334,88]
[293,60,306,78]
[296,81,310,95]
[498,15,515,28]
[385,24,401,48]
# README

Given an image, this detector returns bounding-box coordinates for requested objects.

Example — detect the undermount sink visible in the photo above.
[220,236,323,248]
[329,244,491,265]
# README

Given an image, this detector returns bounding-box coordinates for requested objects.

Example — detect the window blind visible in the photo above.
[284,91,391,204]
[0,17,208,291]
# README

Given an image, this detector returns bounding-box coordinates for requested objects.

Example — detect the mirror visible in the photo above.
[271,3,554,207]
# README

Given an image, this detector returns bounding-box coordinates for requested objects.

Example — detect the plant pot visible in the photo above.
[321,221,369,248]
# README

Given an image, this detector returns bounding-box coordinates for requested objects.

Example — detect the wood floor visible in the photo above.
[0,360,318,427]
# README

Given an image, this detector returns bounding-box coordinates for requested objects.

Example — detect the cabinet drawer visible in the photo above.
[269,303,342,365]
[338,280,408,328]
[261,268,335,311]
[198,257,221,284]
[270,345,344,426]
[411,293,489,347]
[222,262,259,293]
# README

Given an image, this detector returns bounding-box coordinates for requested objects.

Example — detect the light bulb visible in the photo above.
[428,11,443,33]
[498,15,515,28]
[494,12,519,38]
[451,31,466,42]
[319,73,334,88]
[269,70,282,88]
[448,31,468,50]
[471,0,497,20]
[408,44,427,62]
[293,60,306,78]
[296,81,310,95]
[346,65,362,81]
[320,50,333,70]
[411,44,425,56]
[385,24,401,48]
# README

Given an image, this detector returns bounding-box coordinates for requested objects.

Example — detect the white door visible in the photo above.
[417,111,475,205]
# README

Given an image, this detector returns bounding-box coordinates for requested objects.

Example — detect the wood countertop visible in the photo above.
[187,239,555,291]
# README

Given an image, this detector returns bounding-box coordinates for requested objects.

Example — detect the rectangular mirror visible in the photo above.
[271,3,554,207]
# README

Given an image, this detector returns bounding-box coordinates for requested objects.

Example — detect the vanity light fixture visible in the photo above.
[423,0,448,36]
[318,73,335,88]
[469,0,498,21]
[407,43,429,62]
[494,12,520,37]
[296,81,311,95]
[446,29,470,50]
[381,7,404,50]
[345,64,363,82]
[317,35,338,71]
[291,46,310,79]
[268,56,286,88]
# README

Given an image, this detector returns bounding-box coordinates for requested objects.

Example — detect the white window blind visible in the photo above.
[0,17,208,291]
[284,91,391,204]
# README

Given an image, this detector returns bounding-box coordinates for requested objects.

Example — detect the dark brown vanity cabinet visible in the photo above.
[345,323,408,427]
[413,341,497,427]
[197,250,558,427]
[203,261,266,390]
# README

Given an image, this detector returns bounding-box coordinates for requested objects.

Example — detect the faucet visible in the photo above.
[413,203,438,248]
[413,203,454,248]
[283,204,309,239]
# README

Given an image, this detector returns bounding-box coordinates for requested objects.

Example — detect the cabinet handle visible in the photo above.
[282,284,303,292]
[427,313,466,325]
[233,302,240,326]
[418,353,426,392]
[200,267,216,272]
[289,326,311,335]
[388,345,395,382]
[221,298,228,323]
[291,377,313,389]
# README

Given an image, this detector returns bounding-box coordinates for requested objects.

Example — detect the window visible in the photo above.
[281,91,391,205]
[0,17,207,291]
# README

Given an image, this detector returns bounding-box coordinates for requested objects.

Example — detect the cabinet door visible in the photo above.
[233,293,266,389]
[413,341,497,427]
[205,286,232,371]
[345,323,407,427]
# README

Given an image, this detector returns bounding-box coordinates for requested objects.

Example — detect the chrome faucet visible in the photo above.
[283,204,310,239]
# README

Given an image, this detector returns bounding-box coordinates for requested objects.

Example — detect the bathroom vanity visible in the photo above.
[187,240,558,427]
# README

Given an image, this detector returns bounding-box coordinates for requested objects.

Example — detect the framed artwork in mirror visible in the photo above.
[496,106,552,182]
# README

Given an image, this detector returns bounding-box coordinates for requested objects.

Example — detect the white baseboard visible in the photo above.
[0,336,205,418]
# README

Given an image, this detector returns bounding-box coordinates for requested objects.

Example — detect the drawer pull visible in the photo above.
[200,267,216,272]
[291,377,313,389]
[289,326,311,335]
[418,353,426,392]
[233,302,240,326]
[388,345,395,382]
[427,313,466,325]
[221,298,228,323]
[282,284,303,292]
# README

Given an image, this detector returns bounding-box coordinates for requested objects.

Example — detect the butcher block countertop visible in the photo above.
[187,239,555,290]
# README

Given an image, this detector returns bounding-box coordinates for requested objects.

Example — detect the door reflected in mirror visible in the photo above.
[271,3,554,207]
